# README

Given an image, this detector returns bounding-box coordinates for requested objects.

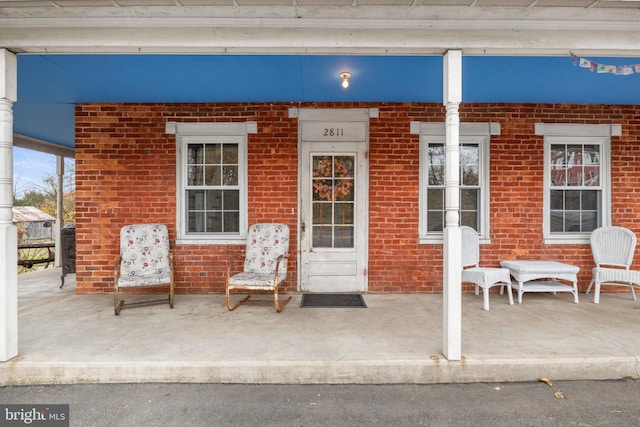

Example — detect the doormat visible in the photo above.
[300,293,367,308]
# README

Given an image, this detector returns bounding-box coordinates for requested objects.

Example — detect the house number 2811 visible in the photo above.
[323,128,344,137]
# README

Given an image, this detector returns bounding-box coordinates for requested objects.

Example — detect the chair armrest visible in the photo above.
[273,254,289,287]
[226,253,245,278]
[168,251,174,281]
[114,255,122,280]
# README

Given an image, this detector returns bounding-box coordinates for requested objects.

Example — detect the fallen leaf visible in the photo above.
[538,377,553,386]
[538,377,565,399]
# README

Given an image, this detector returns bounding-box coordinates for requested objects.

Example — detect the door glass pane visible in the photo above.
[311,154,355,248]
[334,226,354,248]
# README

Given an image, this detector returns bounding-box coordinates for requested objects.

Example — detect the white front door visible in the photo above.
[298,113,369,293]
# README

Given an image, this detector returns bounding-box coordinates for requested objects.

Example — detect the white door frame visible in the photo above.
[290,107,377,293]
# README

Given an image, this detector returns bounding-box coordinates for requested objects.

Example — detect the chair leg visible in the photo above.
[630,283,637,301]
[482,288,490,311]
[273,288,292,313]
[585,278,594,295]
[226,287,250,311]
[114,286,121,316]
[169,283,175,308]
[593,282,601,304]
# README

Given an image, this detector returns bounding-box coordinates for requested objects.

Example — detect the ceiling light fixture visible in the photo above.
[340,72,351,89]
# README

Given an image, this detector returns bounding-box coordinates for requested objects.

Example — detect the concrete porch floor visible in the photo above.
[2,267,639,385]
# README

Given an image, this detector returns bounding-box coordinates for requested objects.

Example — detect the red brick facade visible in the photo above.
[75,102,640,295]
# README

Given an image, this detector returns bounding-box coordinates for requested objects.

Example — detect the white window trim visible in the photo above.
[413,122,500,245]
[167,121,255,245]
[538,123,618,245]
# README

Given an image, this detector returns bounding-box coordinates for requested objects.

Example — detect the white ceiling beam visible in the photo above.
[1,5,640,55]
[2,25,640,56]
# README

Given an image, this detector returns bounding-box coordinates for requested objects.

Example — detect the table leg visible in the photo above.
[515,280,524,304]
[571,281,579,304]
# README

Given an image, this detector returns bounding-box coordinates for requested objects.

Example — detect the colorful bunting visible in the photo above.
[571,53,640,76]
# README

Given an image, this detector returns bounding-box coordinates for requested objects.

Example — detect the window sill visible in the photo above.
[176,237,246,246]
[543,235,590,245]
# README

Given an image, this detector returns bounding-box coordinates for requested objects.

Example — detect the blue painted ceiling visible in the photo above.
[14,54,640,149]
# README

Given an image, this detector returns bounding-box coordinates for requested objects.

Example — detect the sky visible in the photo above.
[12,147,58,198]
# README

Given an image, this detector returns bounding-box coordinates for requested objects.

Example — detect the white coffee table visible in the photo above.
[499,260,580,304]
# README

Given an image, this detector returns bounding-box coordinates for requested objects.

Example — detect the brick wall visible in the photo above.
[75,102,640,294]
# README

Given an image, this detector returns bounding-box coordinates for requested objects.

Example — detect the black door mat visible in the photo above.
[300,293,367,308]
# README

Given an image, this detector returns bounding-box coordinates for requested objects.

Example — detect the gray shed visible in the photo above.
[12,206,55,242]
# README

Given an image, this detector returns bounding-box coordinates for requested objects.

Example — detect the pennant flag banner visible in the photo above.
[571,53,640,76]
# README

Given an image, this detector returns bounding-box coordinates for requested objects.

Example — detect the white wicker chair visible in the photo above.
[586,226,640,304]
[114,224,174,315]
[460,226,513,310]
[225,223,292,313]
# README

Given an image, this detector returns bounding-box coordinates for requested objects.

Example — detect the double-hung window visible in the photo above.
[168,121,255,244]
[414,122,498,244]
[539,123,616,244]
[184,137,241,234]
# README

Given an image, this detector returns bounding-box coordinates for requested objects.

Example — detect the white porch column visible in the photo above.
[0,49,18,361]
[442,50,462,361]
[54,155,64,267]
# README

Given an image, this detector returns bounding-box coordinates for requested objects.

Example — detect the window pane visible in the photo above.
[550,190,563,210]
[550,144,565,186]
[223,144,238,164]
[427,144,445,186]
[460,189,478,211]
[460,145,479,186]
[188,145,203,165]
[223,212,240,233]
[460,211,478,229]
[581,211,598,232]
[206,190,222,210]
[565,191,581,210]
[335,180,354,201]
[334,203,354,225]
[223,190,239,210]
[313,156,333,177]
[313,226,333,247]
[313,202,332,225]
[582,190,598,210]
[188,190,205,210]
[584,145,600,186]
[204,144,221,164]
[188,166,203,186]
[204,165,221,186]
[550,211,564,233]
[334,156,354,178]
[428,189,444,210]
[564,211,581,232]
[427,211,444,232]
[188,212,205,233]
[313,179,333,201]
[462,165,479,186]
[567,145,583,185]
[334,226,354,248]
[222,166,238,186]
[206,212,222,233]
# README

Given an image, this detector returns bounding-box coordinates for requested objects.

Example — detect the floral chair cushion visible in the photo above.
[227,223,289,289]
[118,224,171,287]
